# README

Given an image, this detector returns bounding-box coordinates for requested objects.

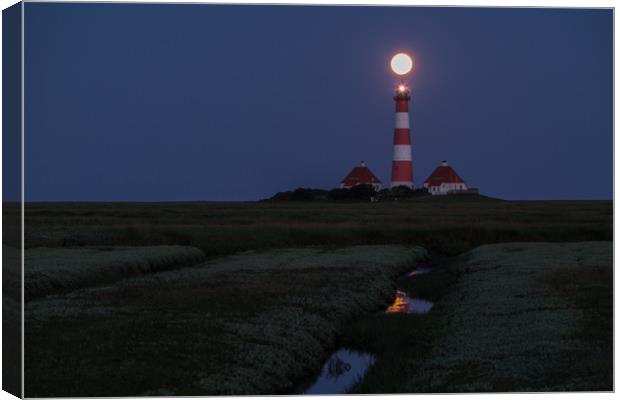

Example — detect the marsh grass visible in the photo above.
[25,245,427,397]
[2,245,22,395]
[21,200,612,256]
[343,242,612,393]
[18,200,613,395]
[24,245,206,301]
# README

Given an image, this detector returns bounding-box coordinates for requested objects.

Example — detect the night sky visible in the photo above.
[24,4,612,201]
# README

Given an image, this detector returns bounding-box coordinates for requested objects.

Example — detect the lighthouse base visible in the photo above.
[391,181,414,189]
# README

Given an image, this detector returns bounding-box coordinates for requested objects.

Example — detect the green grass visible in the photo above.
[343,242,612,393]
[17,200,613,395]
[3,245,22,396]
[24,245,206,301]
[24,245,428,397]
[19,200,612,256]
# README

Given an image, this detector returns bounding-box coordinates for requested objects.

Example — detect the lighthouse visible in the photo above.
[389,53,414,189]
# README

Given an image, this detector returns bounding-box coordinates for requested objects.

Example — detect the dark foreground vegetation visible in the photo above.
[14,199,612,395]
[268,185,433,202]
[25,245,427,396]
[17,198,612,257]
[344,242,612,392]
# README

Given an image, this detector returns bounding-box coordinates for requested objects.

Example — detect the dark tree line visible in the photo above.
[268,185,430,202]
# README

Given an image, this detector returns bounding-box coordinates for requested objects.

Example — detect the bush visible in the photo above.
[270,185,433,202]
[269,188,328,201]
[327,184,377,202]
[327,188,350,201]
[349,184,377,201]
[378,186,429,201]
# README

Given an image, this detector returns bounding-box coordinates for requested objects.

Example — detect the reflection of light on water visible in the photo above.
[386,290,433,314]
[386,290,410,313]
[408,266,432,276]
[303,348,375,394]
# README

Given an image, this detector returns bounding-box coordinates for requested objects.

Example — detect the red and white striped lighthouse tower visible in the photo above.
[391,82,413,188]
[389,53,415,189]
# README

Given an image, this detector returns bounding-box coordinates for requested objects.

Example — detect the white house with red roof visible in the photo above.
[424,161,468,195]
[340,161,383,191]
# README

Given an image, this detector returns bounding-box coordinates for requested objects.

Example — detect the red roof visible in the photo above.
[341,164,381,187]
[424,161,465,187]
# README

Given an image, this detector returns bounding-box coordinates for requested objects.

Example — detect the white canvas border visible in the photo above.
[0,1,615,400]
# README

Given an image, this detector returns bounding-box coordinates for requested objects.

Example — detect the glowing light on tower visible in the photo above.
[389,52,415,189]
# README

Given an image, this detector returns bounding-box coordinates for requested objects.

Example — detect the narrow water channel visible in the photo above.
[299,264,435,394]
[302,348,375,394]
[385,290,434,314]
[408,265,432,276]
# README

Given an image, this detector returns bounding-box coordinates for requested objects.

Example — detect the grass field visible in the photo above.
[343,242,612,393]
[18,199,613,395]
[25,245,205,301]
[3,245,21,396]
[19,199,612,256]
[25,245,427,396]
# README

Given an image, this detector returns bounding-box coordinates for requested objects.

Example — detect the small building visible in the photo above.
[424,160,468,195]
[340,161,382,191]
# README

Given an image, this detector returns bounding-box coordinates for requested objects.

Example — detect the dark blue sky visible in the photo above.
[25,4,612,201]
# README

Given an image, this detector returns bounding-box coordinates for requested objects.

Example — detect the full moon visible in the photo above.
[390,53,414,76]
